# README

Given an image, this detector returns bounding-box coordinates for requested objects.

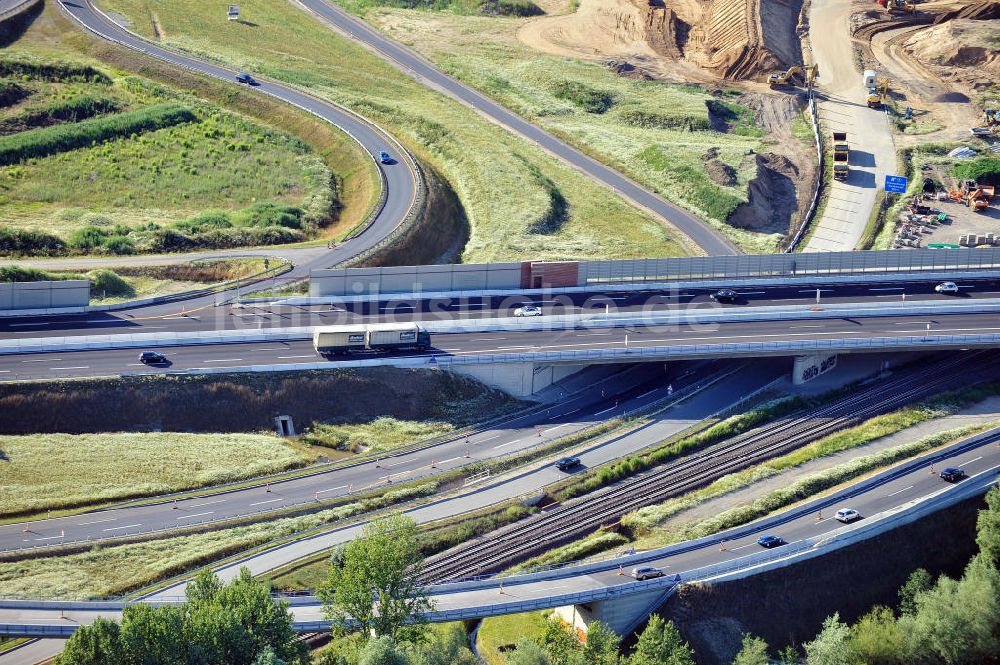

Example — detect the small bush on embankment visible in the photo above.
[0,102,195,165]
[0,55,110,83]
[0,95,122,135]
[0,79,31,107]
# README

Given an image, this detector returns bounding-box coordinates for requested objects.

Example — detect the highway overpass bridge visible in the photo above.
[2,427,997,640]
[3,297,1000,392]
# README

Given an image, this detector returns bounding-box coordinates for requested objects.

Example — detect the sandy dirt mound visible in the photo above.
[517,0,804,82]
[903,19,1000,79]
[729,152,800,232]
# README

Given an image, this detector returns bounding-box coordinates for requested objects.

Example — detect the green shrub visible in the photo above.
[553,80,614,114]
[0,103,197,165]
[0,227,66,256]
[86,269,135,297]
[67,226,112,252]
[171,211,233,234]
[0,79,31,107]
[103,235,135,255]
[955,157,1000,187]
[0,265,69,282]
[232,203,305,230]
[497,0,543,16]
[0,56,111,83]
[617,109,710,131]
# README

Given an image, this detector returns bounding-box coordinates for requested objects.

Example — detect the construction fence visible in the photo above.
[310,247,1000,297]
[0,280,89,310]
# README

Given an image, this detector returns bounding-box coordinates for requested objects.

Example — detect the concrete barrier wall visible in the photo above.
[0,280,89,311]
[310,248,1000,297]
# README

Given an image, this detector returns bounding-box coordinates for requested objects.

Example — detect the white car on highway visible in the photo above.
[513,304,542,317]
[835,508,861,523]
[934,281,959,294]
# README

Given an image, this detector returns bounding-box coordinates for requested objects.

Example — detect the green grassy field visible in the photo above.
[96,0,690,261]
[0,432,313,516]
[0,5,379,254]
[476,610,551,665]
[301,417,455,453]
[358,6,776,252]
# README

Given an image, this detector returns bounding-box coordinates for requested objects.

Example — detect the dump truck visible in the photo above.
[313,323,430,357]
[832,131,849,181]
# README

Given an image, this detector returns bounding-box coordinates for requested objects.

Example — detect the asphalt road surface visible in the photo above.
[2,308,999,382]
[294,0,736,256]
[0,359,770,550]
[51,0,418,300]
[2,278,996,341]
[4,426,997,642]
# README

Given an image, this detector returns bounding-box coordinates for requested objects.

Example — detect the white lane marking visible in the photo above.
[51,366,90,370]
[473,337,506,341]
[22,358,61,363]
[9,323,49,327]
[203,359,243,363]
[0,370,11,373]
[869,287,904,291]
[594,405,617,416]
[577,332,612,336]
[729,542,756,551]
[636,389,658,399]
[736,291,766,295]
[887,485,913,497]
[894,321,930,325]
[104,523,141,531]
[436,456,462,465]
[250,498,283,506]
[541,424,570,435]
[77,517,116,526]
[478,433,502,442]
[962,456,983,466]
[189,499,224,508]
[798,289,834,293]
[556,408,582,417]
[493,438,523,450]
[34,535,62,541]
[789,325,823,329]
[277,355,315,359]
[450,304,486,308]
[177,511,213,520]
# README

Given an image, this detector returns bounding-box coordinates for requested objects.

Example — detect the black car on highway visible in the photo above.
[235,72,258,85]
[709,289,739,303]
[138,351,167,365]
[939,467,966,482]
[555,456,581,471]
[757,534,786,549]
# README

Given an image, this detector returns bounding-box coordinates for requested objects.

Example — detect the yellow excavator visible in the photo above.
[878,0,915,14]
[767,64,818,89]
[867,78,890,108]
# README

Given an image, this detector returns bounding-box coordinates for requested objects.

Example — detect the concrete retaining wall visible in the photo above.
[0,280,89,311]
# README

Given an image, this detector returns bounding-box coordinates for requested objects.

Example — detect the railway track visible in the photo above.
[420,353,998,583]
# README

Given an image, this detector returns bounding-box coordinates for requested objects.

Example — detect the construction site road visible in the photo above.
[292,0,737,257]
[804,0,897,253]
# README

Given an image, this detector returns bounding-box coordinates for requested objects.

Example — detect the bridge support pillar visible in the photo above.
[553,586,675,638]
[792,353,838,385]
[446,363,588,398]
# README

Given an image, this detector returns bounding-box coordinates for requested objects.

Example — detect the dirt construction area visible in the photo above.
[517,0,806,83]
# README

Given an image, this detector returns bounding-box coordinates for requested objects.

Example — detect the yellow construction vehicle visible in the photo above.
[867,78,890,108]
[767,64,818,89]
[879,0,915,14]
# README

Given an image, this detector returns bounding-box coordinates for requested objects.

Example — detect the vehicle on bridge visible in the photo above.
[835,508,861,523]
[757,534,786,548]
[935,281,960,295]
[514,304,543,317]
[313,323,430,357]
[631,566,664,580]
[939,467,966,482]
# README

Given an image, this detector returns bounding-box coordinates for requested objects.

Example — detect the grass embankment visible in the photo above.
[0,7,377,255]
[476,611,550,665]
[353,7,775,252]
[0,432,314,518]
[302,417,455,454]
[1,258,280,303]
[96,0,690,261]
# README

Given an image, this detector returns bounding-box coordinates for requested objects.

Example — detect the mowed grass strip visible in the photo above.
[97,0,688,261]
[0,102,194,165]
[0,432,312,517]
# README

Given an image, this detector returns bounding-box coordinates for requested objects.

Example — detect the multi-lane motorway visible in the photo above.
[4,426,997,633]
[3,307,1000,382]
[0,359,777,550]
[3,278,998,341]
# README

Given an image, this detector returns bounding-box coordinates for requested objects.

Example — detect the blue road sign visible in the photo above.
[885,175,908,194]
